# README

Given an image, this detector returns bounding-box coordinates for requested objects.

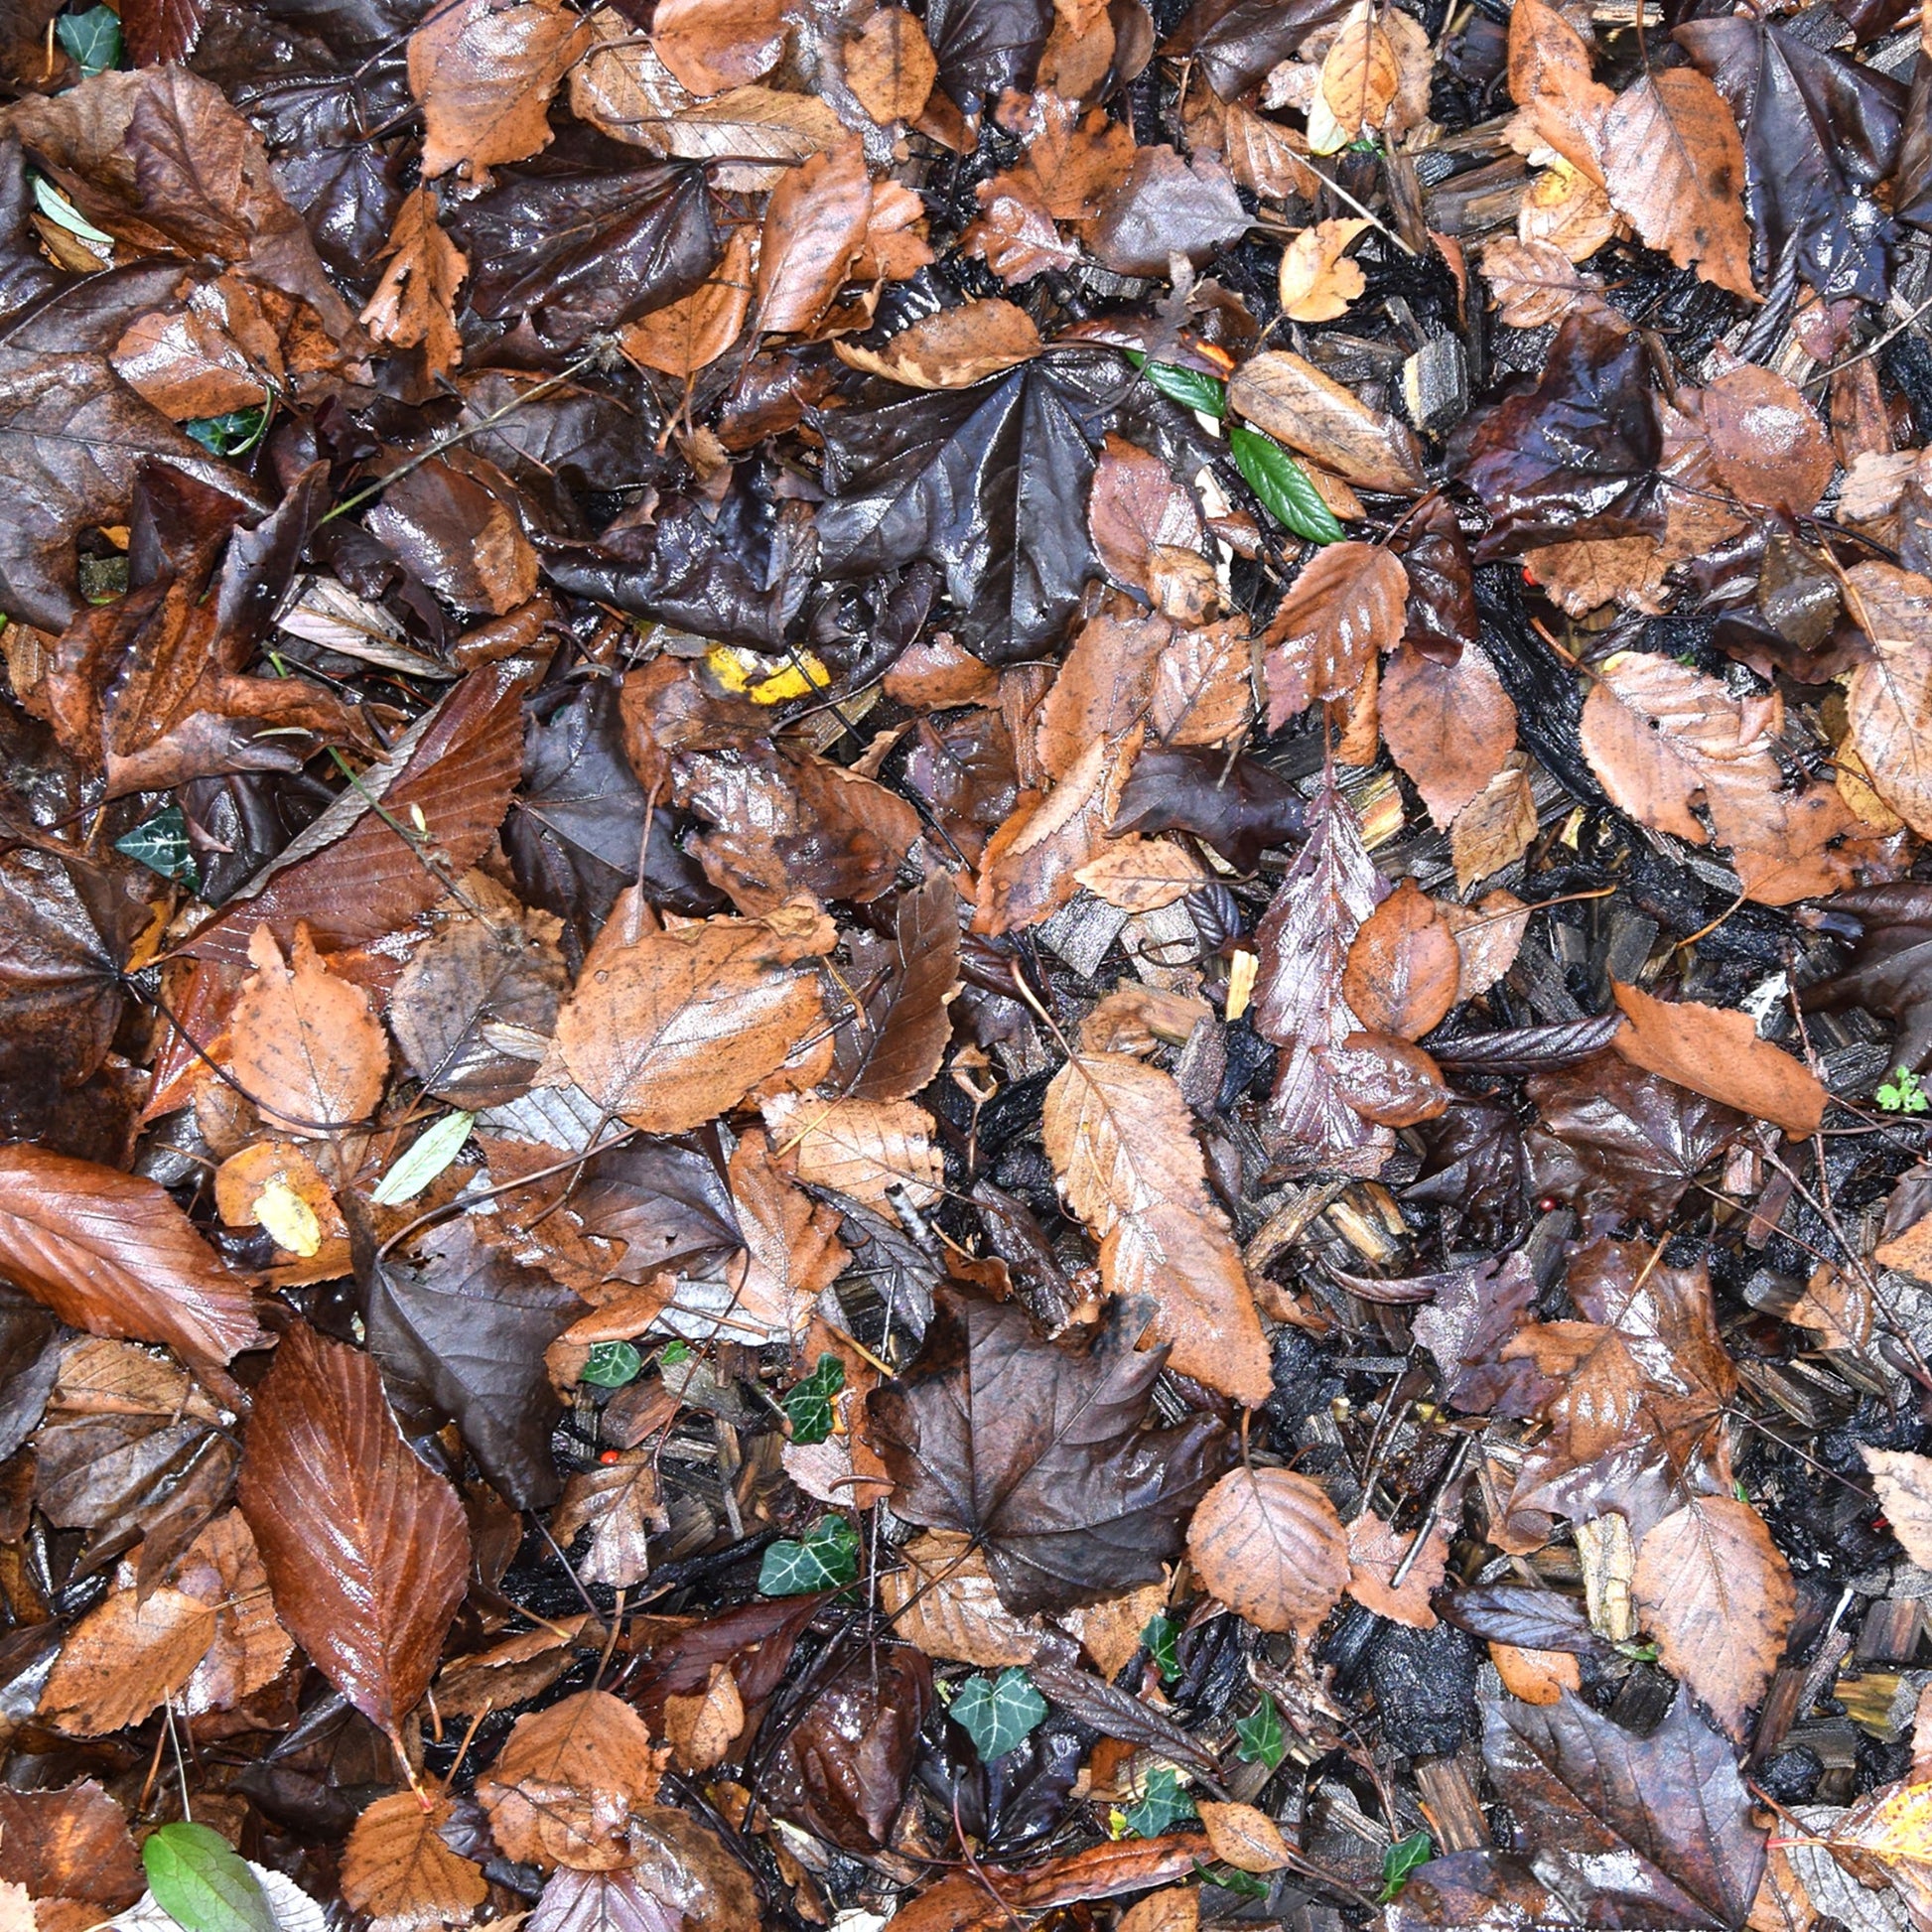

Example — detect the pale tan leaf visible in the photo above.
[1187,1465,1349,1636]
[230,924,388,1137]
[1074,835,1208,912]
[342,1792,488,1932]
[880,1531,1046,1668]
[1479,235,1608,327]
[1862,1449,1932,1570]
[834,299,1039,389]
[1845,561,1932,838]
[1450,754,1540,892]
[1633,1494,1794,1740]
[1150,618,1254,747]
[1439,889,1530,1004]
[1043,1051,1272,1405]
[1313,2,1398,151]
[845,6,937,124]
[1278,217,1369,321]
[1229,350,1427,494]
[759,1092,943,1211]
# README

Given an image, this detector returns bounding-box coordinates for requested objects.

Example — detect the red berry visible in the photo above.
[599,1449,621,1465]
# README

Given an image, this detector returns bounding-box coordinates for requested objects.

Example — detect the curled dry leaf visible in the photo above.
[342,1791,488,1932]
[360,187,468,381]
[1042,1049,1272,1404]
[1186,1464,1350,1636]
[237,1322,470,1750]
[1278,217,1370,321]
[230,924,388,1136]
[1611,982,1828,1140]
[554,894,835,1134]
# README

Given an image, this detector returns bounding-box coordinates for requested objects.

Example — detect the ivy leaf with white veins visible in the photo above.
[949,1667,1047,1762]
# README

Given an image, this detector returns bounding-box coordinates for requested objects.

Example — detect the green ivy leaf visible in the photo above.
[1378,1829,1434,1903]
[1234,1695,1287,1772]
[1119,1764,1196,1839]
[186,408,267,457]
[142,1823,278,1932]
[1128,353,1228,420]
[658,1338,693,1367]
[783,1352,845,1446]
[115,801,198,885]
[1229,424,1345,544]
[1142,1612,1180,1683]
[759,1515,858,1595]
[1194,1859,1270,1900]
[949,1667,1046,1762]
[582,1340,644,1389]
[56,5,122,75]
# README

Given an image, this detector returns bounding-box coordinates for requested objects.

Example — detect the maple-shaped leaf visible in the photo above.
[1452,309,1662,561]
[815,351,1126,663]
[1677,13,1903,305]
[1041,1047,1273,1405]
[1483,1688,1765,1928]
[867,1287,1229,1615]
[237,1321,470,1753]
[0,1146,263,1367]
[363,1218,587,1511]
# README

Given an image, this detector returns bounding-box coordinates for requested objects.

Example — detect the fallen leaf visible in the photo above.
[237,1321,470,1752]
[229,925,388,1137]
[758,137,873,335]
[1197,1800,1293,1873]
[846,6,938,123]
[1611,982,1827,1140]
[651,0,786,95]
[1186,1464,1350,1636]
[410,0,591,180]
[341,1792,488,1932]
[1262,540,1408,727]
[836,299,1041,388]
[1341,879,1460,1041]
[478,1690,665,1870]
[1278,217,1369,320]
[1229,350,1428,495]
[868,1287,1229,1615]
[359,187,469,380]
[1863,1448,1932,1569]
[1844,561,1932,839]
[1346,1508,1449,1628]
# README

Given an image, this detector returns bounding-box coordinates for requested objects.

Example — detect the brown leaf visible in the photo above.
[237,1321,470,1749]
[478,1689,665,1870]
[879,1530,1048,1668]
[1505,0,1612,180]
[1341,879,1461,1041]
[342,1791,488,1932]
[39,1571,215,1735]
[1611,982,1828,1139]
[1451,754,1541,892]
[1314,4,1398,149]
[1075,835,1208,911]
[359,187,470,380]
[1479,236,1609,327]
[1845,561,1932,838]
[1633,1494,1794,1741]
[650,0,786,95]
[1043,1050,1273,1405]
[760,1092,943,1210]
[1187,1465,1350,1636]
[1346,1508,1449,1627]
[1037,613,1166,780]
[1150,618,1254,747]
[1698,365,1834,513]
[830,871,961,1105]
[1600,67,1755,304]
[1322,1030,1451,1126]
[726,1126,849,1343]
[835,299,1041,389]
[1087,438,1213,618]
[846,6,938,123]
[410,0,591,180]
[0,1145,262,1366]
[1380,639,1517,829]
[1277,216,1370,321]
[974,729,1139,936]
[1263,541,1409,726]
[1197,1801,1294,1873]
[554,895,836,1134]
[229,925,388,1137]
[1229,350,1428,494]
[0,1782,143,1924]
[1861,1448,1932,1569]
[757,136,873,335]
[551,1450,666,1587]
[622,226,756,379]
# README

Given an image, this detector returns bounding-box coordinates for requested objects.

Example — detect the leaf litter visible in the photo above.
[10,0,1932,1928]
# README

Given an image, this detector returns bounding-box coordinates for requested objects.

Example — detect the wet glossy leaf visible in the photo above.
[783,1353,845,1446]
[759,1514,860,1594]
[1229,424,1344,544]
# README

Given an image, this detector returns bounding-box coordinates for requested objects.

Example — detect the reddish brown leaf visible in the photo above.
[1341,879,1461,1040]
[1611,982,1828,1139]
[1262,541,1408,726]
[237,1322,470,1750]
[1186,1464,1350,1636]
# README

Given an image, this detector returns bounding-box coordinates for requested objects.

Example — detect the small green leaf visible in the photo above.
[56,6,121,75]
[368,1110,475,1206]
[1229,424,1346,544]
[949,1667,1046,1762]
[582,1340,644,1389]
[658,1338,693,1366]
[142,1823,278,1932]
[1120,1764,1196,1839]
[32,174,114,247]
[759,1515,859,1595]
[1877,1066,1928,1113]
[115,801,198,885]
[1129,352,1228,420]
[1378,1829,1434,1903]
[185,408,267,457]
[1142,1612,1180,1683]
[1193,1859,1271,1899]
[783,1352,845,1446]
[1234,1695,1287,1772]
